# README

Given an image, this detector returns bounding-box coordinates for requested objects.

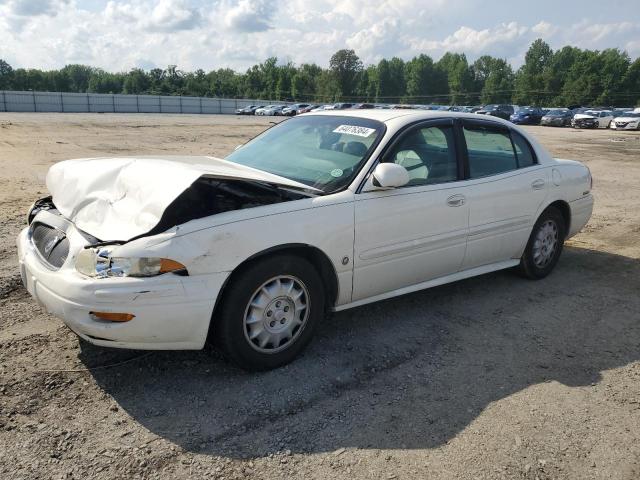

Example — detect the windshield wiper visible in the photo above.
[253,180,322,198]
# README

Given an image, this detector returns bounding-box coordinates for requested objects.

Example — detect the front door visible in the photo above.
[352,120,469,301]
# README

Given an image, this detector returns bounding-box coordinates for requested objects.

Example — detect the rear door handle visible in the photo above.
[447,194,466,207]
[531,179,545,190]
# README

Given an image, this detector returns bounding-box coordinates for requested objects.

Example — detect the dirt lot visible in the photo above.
[1,113,640,480]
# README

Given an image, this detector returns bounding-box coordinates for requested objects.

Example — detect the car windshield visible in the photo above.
[519,107,537,113]
[484,104,498,110]
[620,112,640,118]
[225,115,385,193]
[547,110,568,116]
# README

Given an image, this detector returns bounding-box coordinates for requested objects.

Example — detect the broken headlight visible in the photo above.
[27,196,55,225]
[76,248,187,278]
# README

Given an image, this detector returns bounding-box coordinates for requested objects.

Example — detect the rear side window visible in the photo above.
[511,131,536,168]
[463,125,517,178]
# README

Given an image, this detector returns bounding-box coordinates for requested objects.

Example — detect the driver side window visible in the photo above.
[385,125,458,186]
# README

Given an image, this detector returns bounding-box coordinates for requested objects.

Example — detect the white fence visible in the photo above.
[0,91,288,114]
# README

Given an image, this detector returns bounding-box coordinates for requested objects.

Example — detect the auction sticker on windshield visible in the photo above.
[333,125,376,137]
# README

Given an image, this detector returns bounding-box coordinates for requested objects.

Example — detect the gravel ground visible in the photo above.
[1,113,639,480]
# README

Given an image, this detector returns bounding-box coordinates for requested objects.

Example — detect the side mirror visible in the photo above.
[363,163,410,191]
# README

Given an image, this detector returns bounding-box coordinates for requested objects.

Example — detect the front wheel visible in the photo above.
[213,254,325,371]
[518,207,566,279]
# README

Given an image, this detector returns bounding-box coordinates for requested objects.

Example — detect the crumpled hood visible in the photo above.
[46,156,317,241]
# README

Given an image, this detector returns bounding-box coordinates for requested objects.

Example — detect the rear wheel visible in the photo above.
[214,254,325,371]
[518,207,566,279]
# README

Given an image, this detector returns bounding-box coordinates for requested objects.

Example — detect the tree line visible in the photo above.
[1,40,639,107]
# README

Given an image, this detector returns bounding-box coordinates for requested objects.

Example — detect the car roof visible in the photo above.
[305,108,509,125]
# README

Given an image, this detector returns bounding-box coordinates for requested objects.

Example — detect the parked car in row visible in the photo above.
[572,110,614,129]
[255,105,286,116]
[298,104,320,114]
[476,104,515,120]
[281,104,310,116]
[540,109,574,127]
[610,111,640,130]
[510,106,544,125]
[19,110,593,370]
[235,105,264,115]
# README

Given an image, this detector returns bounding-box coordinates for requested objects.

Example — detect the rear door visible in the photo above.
[458,119,549,269]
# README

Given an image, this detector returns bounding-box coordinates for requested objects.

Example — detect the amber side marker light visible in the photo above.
[160,258,187,274]
[90,312,135,322]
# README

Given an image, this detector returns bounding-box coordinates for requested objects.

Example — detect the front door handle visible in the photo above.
[531,179,545,190]
[447,194,466,207]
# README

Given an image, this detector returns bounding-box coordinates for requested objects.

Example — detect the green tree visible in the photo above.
[514,39,553,105]
[561,50,605,106]
[276,62,296,100]
[209,68,241,97]
[436,52,473,104]
[291,63,322,100]
[184,69,208,96]
[357,64,378,101]
[258,57,279,99]
[2,44,639,107]
[123,68,151,94]
[87,69,124,93]
[542,46,581,106]
[0,59,13,89]
[329,49,363,100]
[623,58,640,106]
[60,64,93,92]
[405,54,447,103]
[596,49,631,105]
[480,58,514,104]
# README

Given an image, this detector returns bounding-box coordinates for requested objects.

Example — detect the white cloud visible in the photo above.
[146,0,201,32]
[532,21,558,37]
[408,22,530,56]
[0,0,638,72]
[224,0,276,33]
[103,0,201,32]
[4,0,67,16]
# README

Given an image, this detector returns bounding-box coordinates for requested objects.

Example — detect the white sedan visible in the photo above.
[572,110,614,129]
[610,111,640,130]
[17,111,594,370]
[255,105,285,116]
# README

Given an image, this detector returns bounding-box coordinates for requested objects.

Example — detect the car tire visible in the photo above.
[213,254,325,371]
[517,207,566,280]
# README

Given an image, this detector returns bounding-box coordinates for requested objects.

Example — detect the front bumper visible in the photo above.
[17,217,228,350]
[610,122,638,130]
[511,118,537,125]
[573,119,598,128]
[541,118,566,126]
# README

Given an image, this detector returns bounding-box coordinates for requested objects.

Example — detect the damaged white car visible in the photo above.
[18,111,594,370]
[572,110,614,129]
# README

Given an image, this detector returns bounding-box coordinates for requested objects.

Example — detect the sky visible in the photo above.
[1,0,639,72]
